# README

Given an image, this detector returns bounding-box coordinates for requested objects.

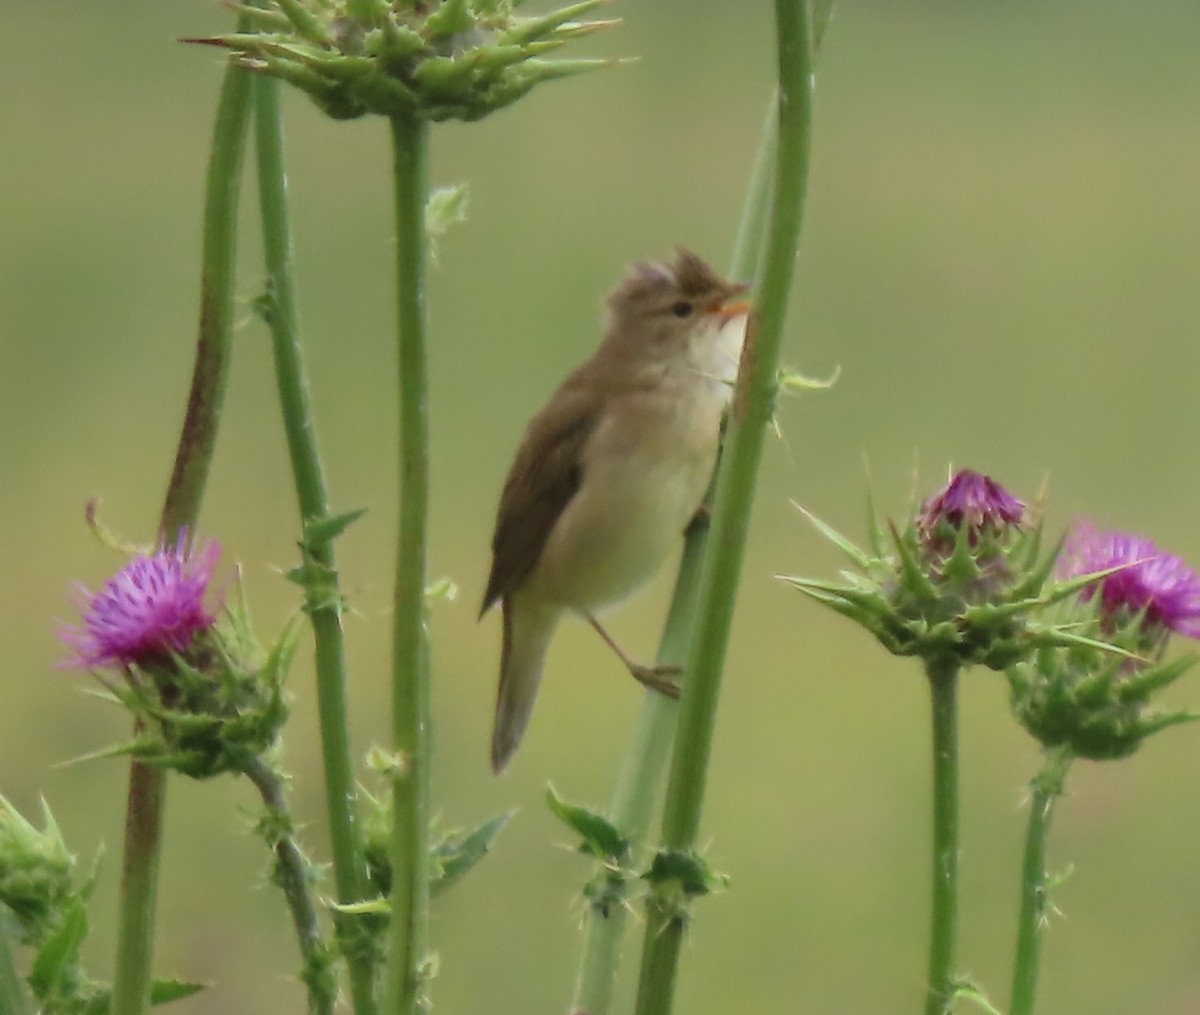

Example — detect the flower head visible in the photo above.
[781,469,1067,672]
[1057,521,1200,641]
[918,468,1025,544]
[186,0,621,124]
[60,535,221,670]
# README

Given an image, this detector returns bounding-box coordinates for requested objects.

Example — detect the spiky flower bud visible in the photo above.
[188,0,621,123]
[0,796,74,947]
[60,538,294,779]
[780,469,1105,672]
[1007,522,1200,760]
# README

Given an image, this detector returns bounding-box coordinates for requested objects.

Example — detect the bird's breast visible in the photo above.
[528,373,725,613]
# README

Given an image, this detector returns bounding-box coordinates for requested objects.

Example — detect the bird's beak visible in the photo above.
[713,298,752,323]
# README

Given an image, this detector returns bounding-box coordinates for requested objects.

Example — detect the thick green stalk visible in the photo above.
[633,3,815,1012]
[0,907,31,1015]
[111,53,252,1015]
[252,75,377,1015]
[383,110,432,1015]
[1008,746,1073,1015]
[243,758,336,1015]
[568,99,776,1015]
[923,659,960,1015]
[570,10,839,1008]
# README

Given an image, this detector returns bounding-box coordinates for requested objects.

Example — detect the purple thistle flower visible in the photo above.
[1057,521,1200,639]
[59,535,222,669]
[918,468,1025,539]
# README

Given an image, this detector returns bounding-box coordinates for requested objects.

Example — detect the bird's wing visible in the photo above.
[480,385,600,616]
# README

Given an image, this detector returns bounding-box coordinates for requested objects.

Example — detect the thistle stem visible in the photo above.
[633,3,816,1012]
[0,906,31,1015]
[243,758,336,1015]
[923,659,960,1015]
[1008,746,1073,1015]
[383,110,432,1015]
[111,50,252,1015]
[252,74,376,1015]
[569,9,839,1009]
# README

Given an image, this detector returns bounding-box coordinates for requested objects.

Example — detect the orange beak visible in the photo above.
[713,298,752,323]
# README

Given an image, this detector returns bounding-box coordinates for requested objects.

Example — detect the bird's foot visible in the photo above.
[628,662,682,699]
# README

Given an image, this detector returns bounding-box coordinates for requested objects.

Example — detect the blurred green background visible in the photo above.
[4,2,1200,1012]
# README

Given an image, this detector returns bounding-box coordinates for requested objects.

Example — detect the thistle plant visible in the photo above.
[780,468,1110,1015]
[1004,522,1200,1015]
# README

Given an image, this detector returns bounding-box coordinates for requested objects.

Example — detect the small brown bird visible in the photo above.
[481,249,750,773]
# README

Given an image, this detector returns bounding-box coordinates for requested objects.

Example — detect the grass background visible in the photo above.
[3,1,1200,1012]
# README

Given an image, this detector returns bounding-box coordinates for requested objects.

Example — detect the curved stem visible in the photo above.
[633,3,816,1012]
[0,906,31,1015]
[923,659,960,1015]
[383,110,432,1015]
[111,51,252,1015]
[1008,746,1073,1015]
[252,74,376,1015]
[243,758,336,1015]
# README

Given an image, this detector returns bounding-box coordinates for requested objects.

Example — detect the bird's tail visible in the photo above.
[491,595,560,774]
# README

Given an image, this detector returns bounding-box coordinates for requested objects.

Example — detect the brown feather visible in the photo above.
[480,380,601,617]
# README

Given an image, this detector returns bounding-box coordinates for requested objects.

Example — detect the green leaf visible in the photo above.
[150,979,207,1007]
[951,977,1003,1015]
[302,508,368,548]
[642,849,728,897]
[328,897,390,916]
[424,184,470,241]
[546,785,628,863]
[430,811,515,897]
[28,898,87,1002]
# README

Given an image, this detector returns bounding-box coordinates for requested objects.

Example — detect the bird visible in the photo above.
[480,248,750,773]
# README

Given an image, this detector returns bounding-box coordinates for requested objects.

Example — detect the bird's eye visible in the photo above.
[671,300,694,319]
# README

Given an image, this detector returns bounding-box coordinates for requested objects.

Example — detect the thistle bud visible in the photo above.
[187,0,621,123]
[1007,522,1200,760]
[60,537,294,779]
[780,469,1102,672]
[0,796,74,946]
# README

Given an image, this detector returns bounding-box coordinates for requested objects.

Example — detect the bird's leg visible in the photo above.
[585,614,681,698]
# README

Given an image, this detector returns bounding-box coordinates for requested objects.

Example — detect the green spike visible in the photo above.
[277,0,333,45]
[865,488,887,559]
[1011,530,1063,599]
[501,0,613,45]
[552,18,622,40]
[1039,562,1130,607]
[941,518,982,585]
[226,6,294,32]
[1129,709,1200,741]
[889,521,940,603]
[425,0,473,40]
[519,56,624,80]
[791,501,872,569]
[1118,653,1197,701]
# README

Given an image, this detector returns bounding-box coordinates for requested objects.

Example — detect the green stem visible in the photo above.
[111,51,252,1015]
[569,97,777,1015]
[1008,746,1073,1015]
[0,906,31,1015]
[383,110,432,1015]
[570,10,839,1009]
[633,3,816,1012]
[923,659,960,1015]
[243,758,336,1015]
[569,543,702,1015]
[252,74,376,1015]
